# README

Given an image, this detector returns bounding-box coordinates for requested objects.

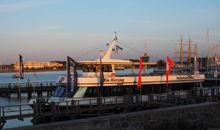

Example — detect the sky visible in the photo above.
[0,0,220,64]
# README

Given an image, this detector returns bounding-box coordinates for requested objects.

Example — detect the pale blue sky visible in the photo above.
[0,0,220,64]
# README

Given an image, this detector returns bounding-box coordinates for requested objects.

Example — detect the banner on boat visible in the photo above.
[166,56,174,87]
[137,56,142,89]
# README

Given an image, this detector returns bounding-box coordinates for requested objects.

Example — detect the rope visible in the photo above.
[75,44,106,59]
[118,41,143,55]
[118,41,163,61]
[74,40,162,61]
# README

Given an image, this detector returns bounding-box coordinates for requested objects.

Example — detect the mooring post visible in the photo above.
[0,107,1,118]
[32,101,39,124]
[17,90,21,100]
[7,83,11,100]
[40,83,43,98]
[200,88,203,97]
[28,91,32,100]
[18,105,24,121]
[47,91,50,97]
[50,102,57,122]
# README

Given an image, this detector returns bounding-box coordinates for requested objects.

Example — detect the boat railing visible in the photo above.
[29,88,220,110]
[0,81,57,88]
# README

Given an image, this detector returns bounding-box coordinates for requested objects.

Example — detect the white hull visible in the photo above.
[59,74,205,87]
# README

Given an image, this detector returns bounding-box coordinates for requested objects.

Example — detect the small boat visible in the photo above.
[11,74,20,79]
[11,54,24,79]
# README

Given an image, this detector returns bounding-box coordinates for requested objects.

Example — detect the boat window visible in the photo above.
[81,64,112,72]
[83,86,134,97]
[103,64,112,72]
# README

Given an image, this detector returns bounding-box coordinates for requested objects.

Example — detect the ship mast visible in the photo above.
[194,44,198,58]
[179,35,184,66]
[187,37,192,65]
[174,35,185,68]
[175,35,196,68]
[102,32,118,60]
[206,29,210,72]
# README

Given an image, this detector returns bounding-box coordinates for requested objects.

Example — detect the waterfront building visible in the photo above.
[14,61,63,70]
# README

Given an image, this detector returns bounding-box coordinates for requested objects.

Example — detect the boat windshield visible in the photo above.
[81,64,112,72]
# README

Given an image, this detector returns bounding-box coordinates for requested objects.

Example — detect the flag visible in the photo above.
[137,57,142,89]
[66,56,78,93]
[166,56,174,87]
[116,45,123,51]
[19,54,24,79]
[113,45,123,54]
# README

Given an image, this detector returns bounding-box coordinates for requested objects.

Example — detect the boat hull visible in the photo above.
[70,74,205,87]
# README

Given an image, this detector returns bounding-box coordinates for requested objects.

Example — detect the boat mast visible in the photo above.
[179,35,184,66]
[143,40,148,75]
[174,35,184,68]
[102,32,118,60]
[206,29,210,72]
[187,37,192,65]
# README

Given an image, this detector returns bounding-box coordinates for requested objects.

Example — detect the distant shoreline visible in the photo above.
[0,69,66,73]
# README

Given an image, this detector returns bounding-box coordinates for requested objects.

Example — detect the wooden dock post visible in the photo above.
[37,83,43,98]
[50,102,57,122]
[28,91,32,99]
[37,92,42,98]
[47,91,51,97]
[17,91,21,100]
[7,84,11,100]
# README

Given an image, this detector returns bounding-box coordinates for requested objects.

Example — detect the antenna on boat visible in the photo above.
[114,31,118,41]
[179,35,184,67]
[144,40,148,57]
[102,32,118,60]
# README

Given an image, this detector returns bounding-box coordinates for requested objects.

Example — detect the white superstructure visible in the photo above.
[58,35,205,90]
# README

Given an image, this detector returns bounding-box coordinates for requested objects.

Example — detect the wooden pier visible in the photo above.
[1,87,220,129]
[0,82,57,99]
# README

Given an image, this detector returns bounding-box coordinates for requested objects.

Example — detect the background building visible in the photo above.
[14,61,64,70]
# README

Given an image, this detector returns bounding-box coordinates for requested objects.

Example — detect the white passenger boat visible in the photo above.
[58,34,204,98]
[29,34,205,105]
[59,36,204,86]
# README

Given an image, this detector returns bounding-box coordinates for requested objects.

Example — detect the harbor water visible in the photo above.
[0,71,66,129]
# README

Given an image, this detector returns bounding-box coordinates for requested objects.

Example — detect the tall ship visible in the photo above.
[54,34,205,99]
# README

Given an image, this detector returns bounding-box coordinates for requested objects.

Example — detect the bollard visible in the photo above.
[7,84,11,100]
[211,88,215,97]
[28,91,32,99]
[37,92,42,98]
[200,89,203,97]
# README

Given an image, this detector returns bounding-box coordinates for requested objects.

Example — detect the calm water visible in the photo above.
[0,71,66,129]
[0,71,66,84]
